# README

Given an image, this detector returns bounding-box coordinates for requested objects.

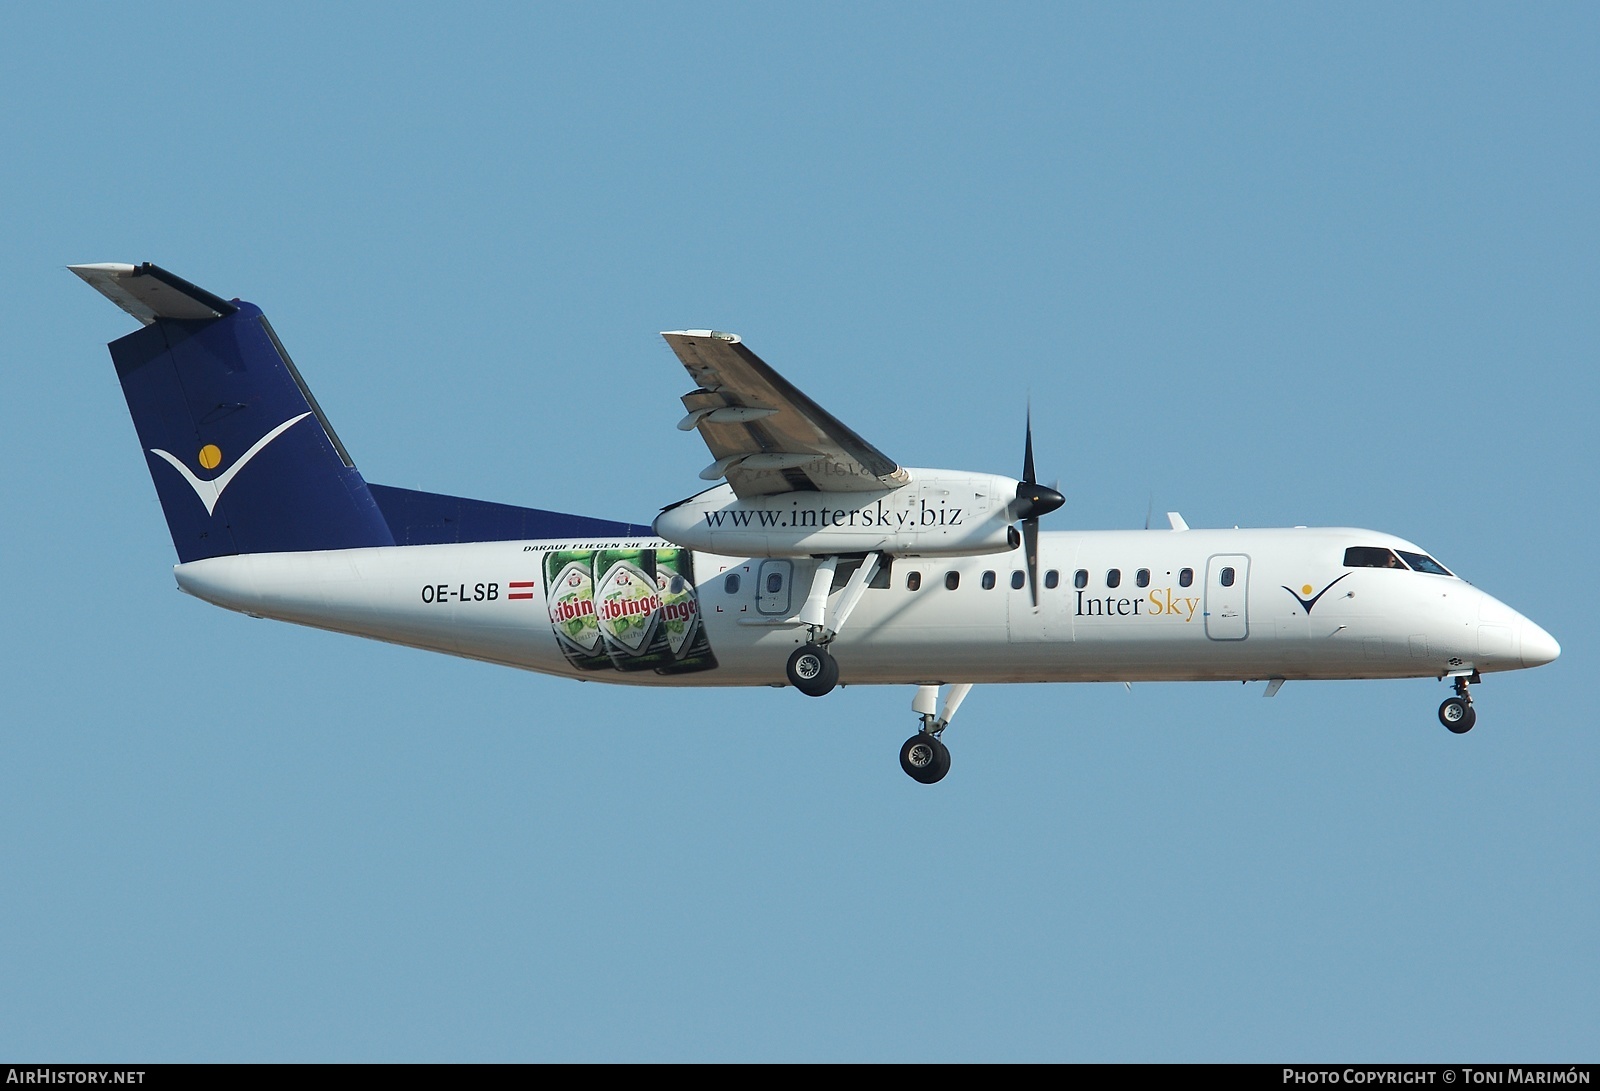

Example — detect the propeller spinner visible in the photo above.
[1012,408,1064,607]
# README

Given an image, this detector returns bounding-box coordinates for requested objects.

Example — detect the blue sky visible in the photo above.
[1,4,1594,1060]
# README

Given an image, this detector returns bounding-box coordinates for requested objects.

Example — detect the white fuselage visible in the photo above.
[170,526,1559,688]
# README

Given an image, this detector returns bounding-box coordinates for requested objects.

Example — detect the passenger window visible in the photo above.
[1136,569,1150,588]
[766,572,783,594]
[1221,567,1235,587]
[724,573,741,594]
[1344,546,1405,570]
[1045,570,1059,590]
[982,571,996,590]
[1107,569,1121,589]
[945,571,960,590]
[1074,569,1088,589]
[1011,570,1025,590]
[907,572,921,591]
[1179,568,1193,587]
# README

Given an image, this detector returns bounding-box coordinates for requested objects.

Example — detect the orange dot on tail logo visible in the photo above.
[1302,584,1314,596]
[198,444,222,470]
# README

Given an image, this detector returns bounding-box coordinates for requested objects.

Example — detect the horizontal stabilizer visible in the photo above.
[69,262,237,326]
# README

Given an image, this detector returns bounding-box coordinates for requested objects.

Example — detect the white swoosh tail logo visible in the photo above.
[150,412,314,515]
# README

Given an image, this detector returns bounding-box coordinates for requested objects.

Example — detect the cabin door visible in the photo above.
[1204,554,1250,641]
[756,559,793,616]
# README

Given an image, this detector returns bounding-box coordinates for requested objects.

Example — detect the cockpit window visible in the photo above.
[1344,546,1406,570]
[1396,550,1453,577]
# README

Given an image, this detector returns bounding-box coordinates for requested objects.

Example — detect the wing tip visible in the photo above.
[68,262,138,272]
[661,329,741,343]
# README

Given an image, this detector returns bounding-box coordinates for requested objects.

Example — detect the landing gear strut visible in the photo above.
[899,684,972,784]
[784,553,882,698]
[1438,673,1478,734]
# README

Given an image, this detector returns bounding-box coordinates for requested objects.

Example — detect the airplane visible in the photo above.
[72,261,1561,784]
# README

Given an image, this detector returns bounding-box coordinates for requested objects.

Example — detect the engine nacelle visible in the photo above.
[653,470,1022,558]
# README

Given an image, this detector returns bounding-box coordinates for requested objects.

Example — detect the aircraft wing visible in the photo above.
[661,331,909,498]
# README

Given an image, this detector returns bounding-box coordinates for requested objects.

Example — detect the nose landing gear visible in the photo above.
[1438,672,1478,734]
[900,733,950,784]
[899,684,972,784]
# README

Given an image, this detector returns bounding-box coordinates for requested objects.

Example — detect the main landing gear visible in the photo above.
[783,553,882,698]
[1438,672,1479,734]
[900,684,972,784]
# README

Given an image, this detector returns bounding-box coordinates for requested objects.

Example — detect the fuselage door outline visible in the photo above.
[1204,553,1251,641]
[757,559,793,616]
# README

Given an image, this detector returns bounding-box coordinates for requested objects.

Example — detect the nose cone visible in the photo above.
[1015,482,1065,521]
[1520,618,1561,669]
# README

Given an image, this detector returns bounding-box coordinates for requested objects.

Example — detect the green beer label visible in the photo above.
[595,549,676,671]
[654,548,718,675]
[543,549,610,671]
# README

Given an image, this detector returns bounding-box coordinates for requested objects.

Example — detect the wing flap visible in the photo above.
[661,330,907,498]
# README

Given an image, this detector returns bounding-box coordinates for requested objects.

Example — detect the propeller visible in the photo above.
[1012,405,1065,607]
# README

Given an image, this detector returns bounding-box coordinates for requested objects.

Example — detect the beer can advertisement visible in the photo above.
[550,547,717,675]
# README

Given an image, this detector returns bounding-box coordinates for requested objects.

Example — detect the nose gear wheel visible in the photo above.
[900,733,951,784]
[1439,697,1475,732]
[1438,674,1477,733]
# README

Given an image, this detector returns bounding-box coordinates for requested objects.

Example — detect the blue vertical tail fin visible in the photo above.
[73,263,395,562]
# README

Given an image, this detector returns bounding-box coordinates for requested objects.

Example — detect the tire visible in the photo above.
[818,651,840,692]
[900,733,951,784]
[1439,697,1476,733]
[787,644,837,697]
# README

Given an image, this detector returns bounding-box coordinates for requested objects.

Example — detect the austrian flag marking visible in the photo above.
[508,581,536,601]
